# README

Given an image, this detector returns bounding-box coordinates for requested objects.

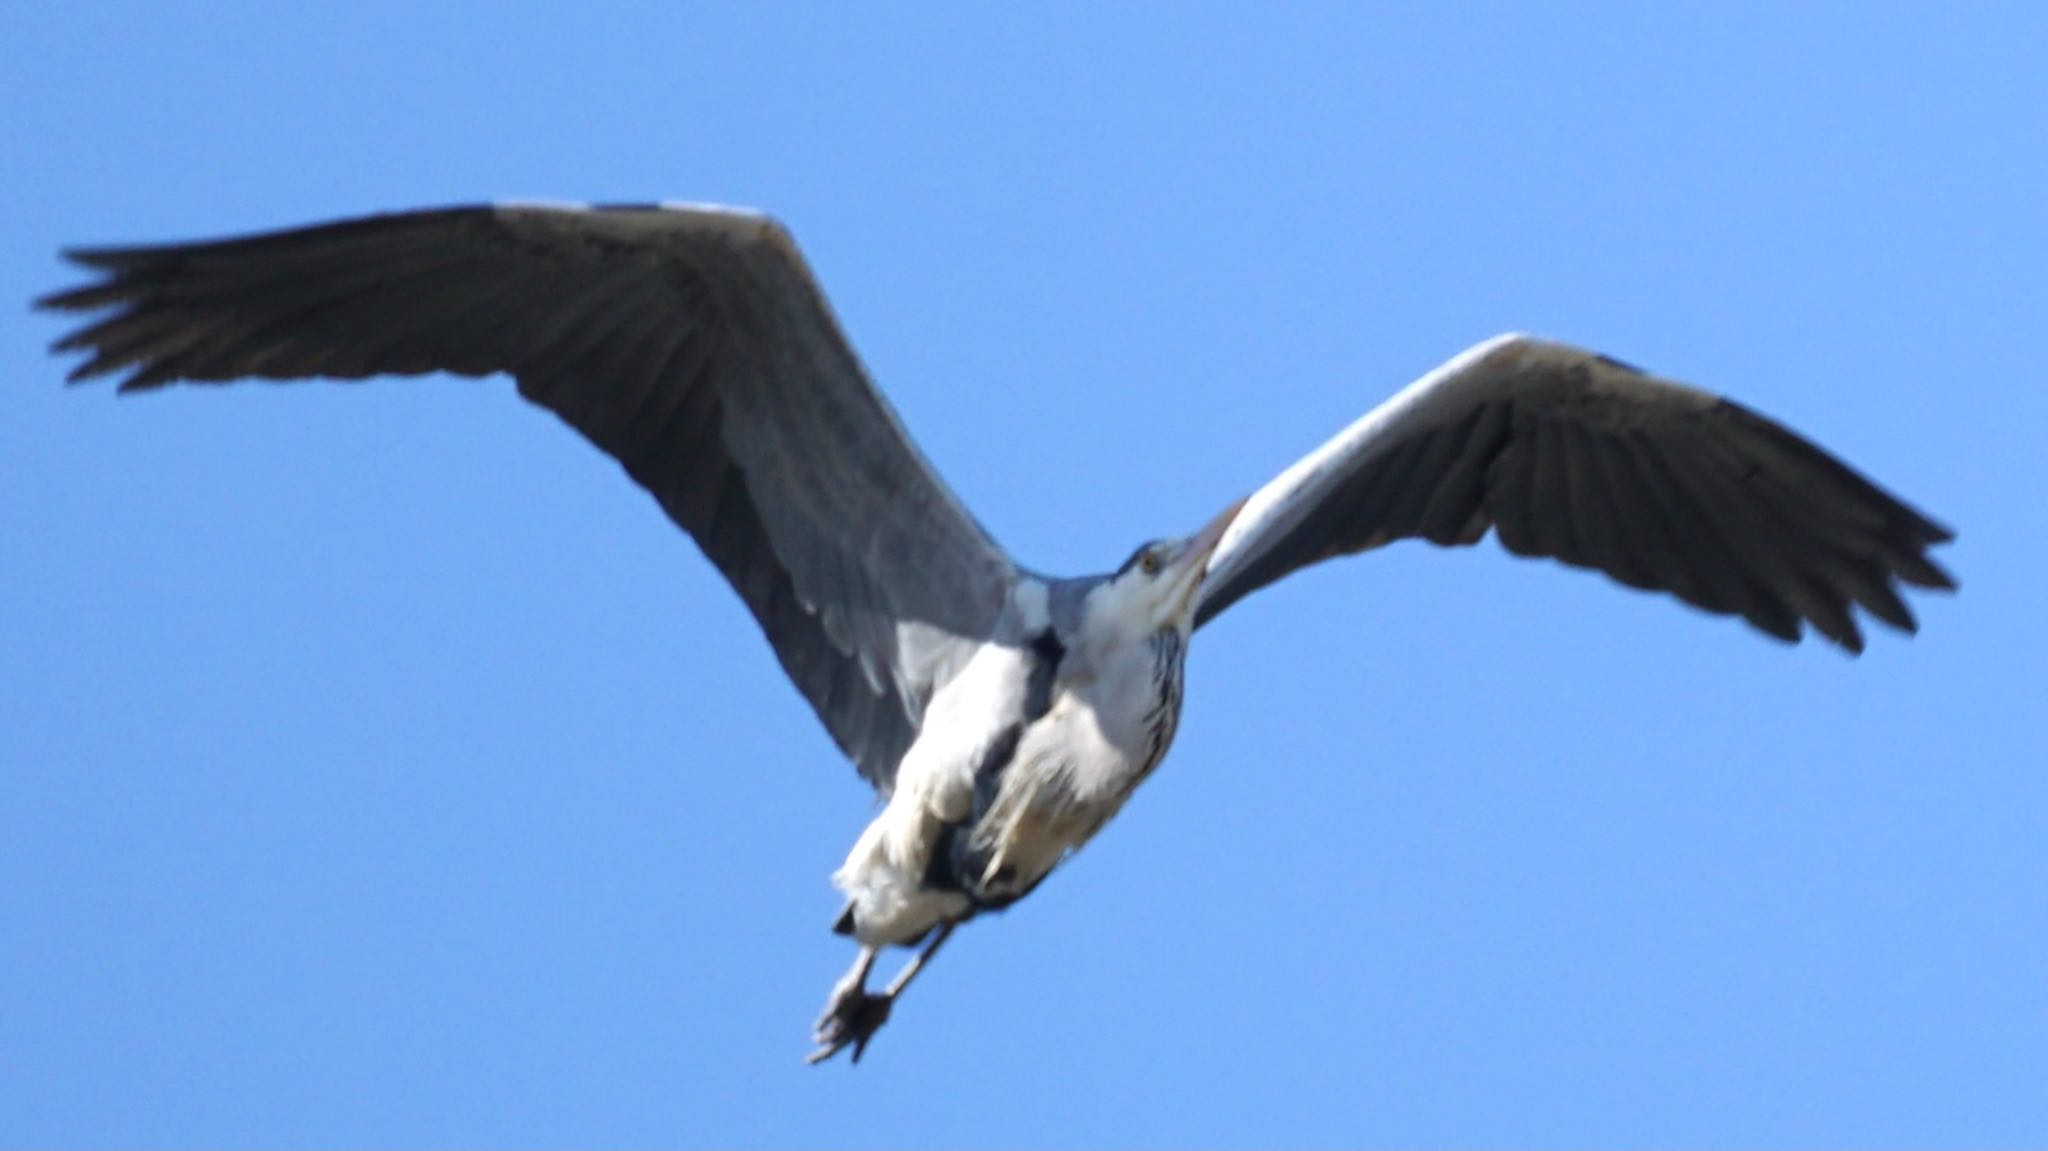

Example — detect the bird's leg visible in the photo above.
[883,920,955,998]
[807,923,957,1065]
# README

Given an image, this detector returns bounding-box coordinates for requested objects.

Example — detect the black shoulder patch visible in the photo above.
[975,724,1025,794]
[1024,629,1064,721]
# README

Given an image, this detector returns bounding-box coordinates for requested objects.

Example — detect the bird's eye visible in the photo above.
[1139,548,1164,577]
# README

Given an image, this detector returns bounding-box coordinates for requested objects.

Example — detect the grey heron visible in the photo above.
[38,202,1955,1064]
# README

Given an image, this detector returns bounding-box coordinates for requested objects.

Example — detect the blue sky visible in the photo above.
[4,3,2043,1146]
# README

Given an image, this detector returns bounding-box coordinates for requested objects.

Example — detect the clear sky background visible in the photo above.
[3,4,2043,1146]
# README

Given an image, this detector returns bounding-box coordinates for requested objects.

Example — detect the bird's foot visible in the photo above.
[807,981,893,1065]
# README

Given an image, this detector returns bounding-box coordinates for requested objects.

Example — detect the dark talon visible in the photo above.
[808,987,894,1065]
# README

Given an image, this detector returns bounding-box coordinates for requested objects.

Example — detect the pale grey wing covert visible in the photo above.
[1196,334,1954,653]
[39,204,1019,789]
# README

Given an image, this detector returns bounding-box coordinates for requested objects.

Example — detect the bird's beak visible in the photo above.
[1168,497,1248,602]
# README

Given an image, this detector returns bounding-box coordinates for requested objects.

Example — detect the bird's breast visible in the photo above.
[953,626,1192,904]
[1000,628,1189,818]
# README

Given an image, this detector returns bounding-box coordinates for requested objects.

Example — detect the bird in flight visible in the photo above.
[40,202,1955,1064]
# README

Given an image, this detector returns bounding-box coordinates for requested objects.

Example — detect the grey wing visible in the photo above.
[39,202,1019,789]
[1195,333,1955,653]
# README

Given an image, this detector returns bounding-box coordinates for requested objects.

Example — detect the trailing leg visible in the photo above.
[807,923,957,1065]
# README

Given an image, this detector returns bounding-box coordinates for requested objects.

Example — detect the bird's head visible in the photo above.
[1086,499,1246,638]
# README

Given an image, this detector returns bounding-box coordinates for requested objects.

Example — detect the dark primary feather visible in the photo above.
[40,204,1019,789]
[1195,335,1954,653]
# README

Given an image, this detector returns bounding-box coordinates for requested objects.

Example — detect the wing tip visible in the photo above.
[54,244,142,273]
[35,271,115,313]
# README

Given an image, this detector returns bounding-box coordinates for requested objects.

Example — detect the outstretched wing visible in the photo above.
[1196,333,1954,652]
[40,203,1020,789]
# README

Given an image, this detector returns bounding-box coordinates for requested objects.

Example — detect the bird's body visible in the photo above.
[38,201,1956,1064]
[837,559,1216,952]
